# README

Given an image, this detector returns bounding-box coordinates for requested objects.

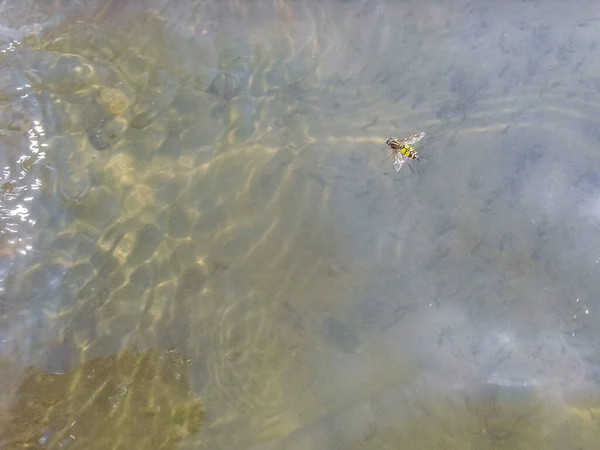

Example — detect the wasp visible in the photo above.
[384,131,426,172]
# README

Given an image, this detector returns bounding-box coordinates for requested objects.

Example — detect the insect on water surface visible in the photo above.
[384,131,426,172]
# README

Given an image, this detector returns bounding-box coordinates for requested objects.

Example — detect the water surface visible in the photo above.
[1,0,600,449]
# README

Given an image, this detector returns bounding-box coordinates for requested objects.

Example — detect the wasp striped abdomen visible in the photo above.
[400,144,420,160]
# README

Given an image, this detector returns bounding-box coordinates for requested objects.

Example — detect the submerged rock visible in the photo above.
[208,72,239,100]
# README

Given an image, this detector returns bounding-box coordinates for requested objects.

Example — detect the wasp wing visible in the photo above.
[393,154,405,171]
[400,131,425,146]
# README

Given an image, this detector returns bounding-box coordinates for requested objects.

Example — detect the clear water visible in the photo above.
[0,0,599,448]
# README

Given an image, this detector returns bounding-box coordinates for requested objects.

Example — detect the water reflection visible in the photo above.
[0,0,600,448]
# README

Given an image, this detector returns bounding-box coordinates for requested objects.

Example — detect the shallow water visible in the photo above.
[1,0,600,448]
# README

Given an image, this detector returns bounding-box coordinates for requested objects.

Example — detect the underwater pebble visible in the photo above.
[131,107,162,129]
[45,55,95,91]
[209,72,239,100]
[58,170,91,203]
[97,87,132,115]
[130,95,173,129]
[87,115,128,151]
